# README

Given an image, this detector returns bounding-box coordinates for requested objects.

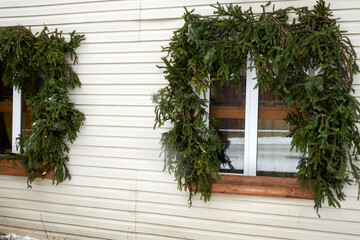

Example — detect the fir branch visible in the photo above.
[0,25,85,186]
[153,0,360,213]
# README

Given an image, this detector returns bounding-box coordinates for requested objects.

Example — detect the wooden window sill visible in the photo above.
[211,174,313,199]
[1,160,312,199]
[0,159,53,179]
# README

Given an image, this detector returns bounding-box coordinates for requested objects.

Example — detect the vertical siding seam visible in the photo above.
[135,1,141,238]
[135,169,138,240]
[139,0,142,42]
[136,2,141,237]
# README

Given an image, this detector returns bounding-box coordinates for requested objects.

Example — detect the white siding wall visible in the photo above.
[0,0,360,239]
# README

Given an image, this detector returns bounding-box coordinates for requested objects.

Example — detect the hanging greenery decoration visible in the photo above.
[0,26,85,185]
[153,0,360,212]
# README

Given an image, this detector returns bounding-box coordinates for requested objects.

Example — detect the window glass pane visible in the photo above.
[256,86,301,177]
[210,79,246,174]
[22,98,32,139]
[0,81,13,152]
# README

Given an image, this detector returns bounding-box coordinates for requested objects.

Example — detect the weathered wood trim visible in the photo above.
[0,159,53,179]
[0,101,13,112]
[210,106,296,120]
[211,174,314,199]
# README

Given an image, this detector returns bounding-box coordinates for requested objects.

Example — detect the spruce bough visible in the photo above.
[0,26,85,186]
[153,0,360,213]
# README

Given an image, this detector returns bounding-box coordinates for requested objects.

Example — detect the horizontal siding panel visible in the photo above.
[141,19,183,31]
[81,31,140,43]
[68,155,162,171]
[141,1,360,22]
[76,106,156,117]
[0,0,107,8]
[78,74,166,85]
[73,63,162,74]
[76,42,167,54]
[78,126,164,138]
[4,227,176,240]
[140,30,173,41]
[135,233,184,240]
[141,0,360,10]
[0,175,138,194]
[140,0,287,9]
[135,202,360,236]
[73,135,161,149]
[199,193,360,221]
[135,170,178,183]
[0,1,139,17]
[0,225,88,240]
[140,1,315,20]
[135,222,273,240]
[81,115,158,127]
[326,0,360,10]
[0,208,135,233]
[139,11,359,32]
[81,116,160,128]
[137,187,315,208]
[135,182,360,222]
[341,184,360,198]
[31,20,140,33]
[214,191,360,210]
[69,165,139,180]
[140,6,214,20]
[350,85,360,97]
[69,145,163,160]
[352,74,360,85]
[0,178,136,201]
[0,226,84,240]
[0,198,135,222]
[77,52,164,64]
[140,2,360,21]
[52,175,137,191]
[0,9,140,26]
[70,95,154,106]
[333,10,360,22]
[342,22,360,36]
[136,180,191,195]
[70,84,162,95]
[0,217,135,240]
[0,188,135,212]
[76,43,357,60]
[135,212,359,240]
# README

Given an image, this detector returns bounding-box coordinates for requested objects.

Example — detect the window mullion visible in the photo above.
[244,60,259,176]
[12,88,22,153]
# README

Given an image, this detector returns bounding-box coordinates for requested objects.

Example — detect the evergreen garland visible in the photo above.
[0,26,85,185]
[153,0,360,212]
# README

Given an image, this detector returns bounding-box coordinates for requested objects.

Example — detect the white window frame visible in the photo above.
[207,59,297,176]
[243,61,258,176]
[11,87,22,153]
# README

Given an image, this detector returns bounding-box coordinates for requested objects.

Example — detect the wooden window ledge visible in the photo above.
[1,160,313,200]
[0,159,53,179]
[210,174,313,199]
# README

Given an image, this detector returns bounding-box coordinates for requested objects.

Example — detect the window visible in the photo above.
[0,81,32,153]
[206,61,312,199]
[209,61,301,178]
[0,82,40,178]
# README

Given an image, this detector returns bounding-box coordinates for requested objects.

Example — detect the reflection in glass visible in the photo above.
[210,80,246,173]
[0,81,13,152]
[257,86,301,177]
[22,97,32,139]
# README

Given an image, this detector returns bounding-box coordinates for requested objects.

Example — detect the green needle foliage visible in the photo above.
[153,0,360,212]
[0,26,85,185]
